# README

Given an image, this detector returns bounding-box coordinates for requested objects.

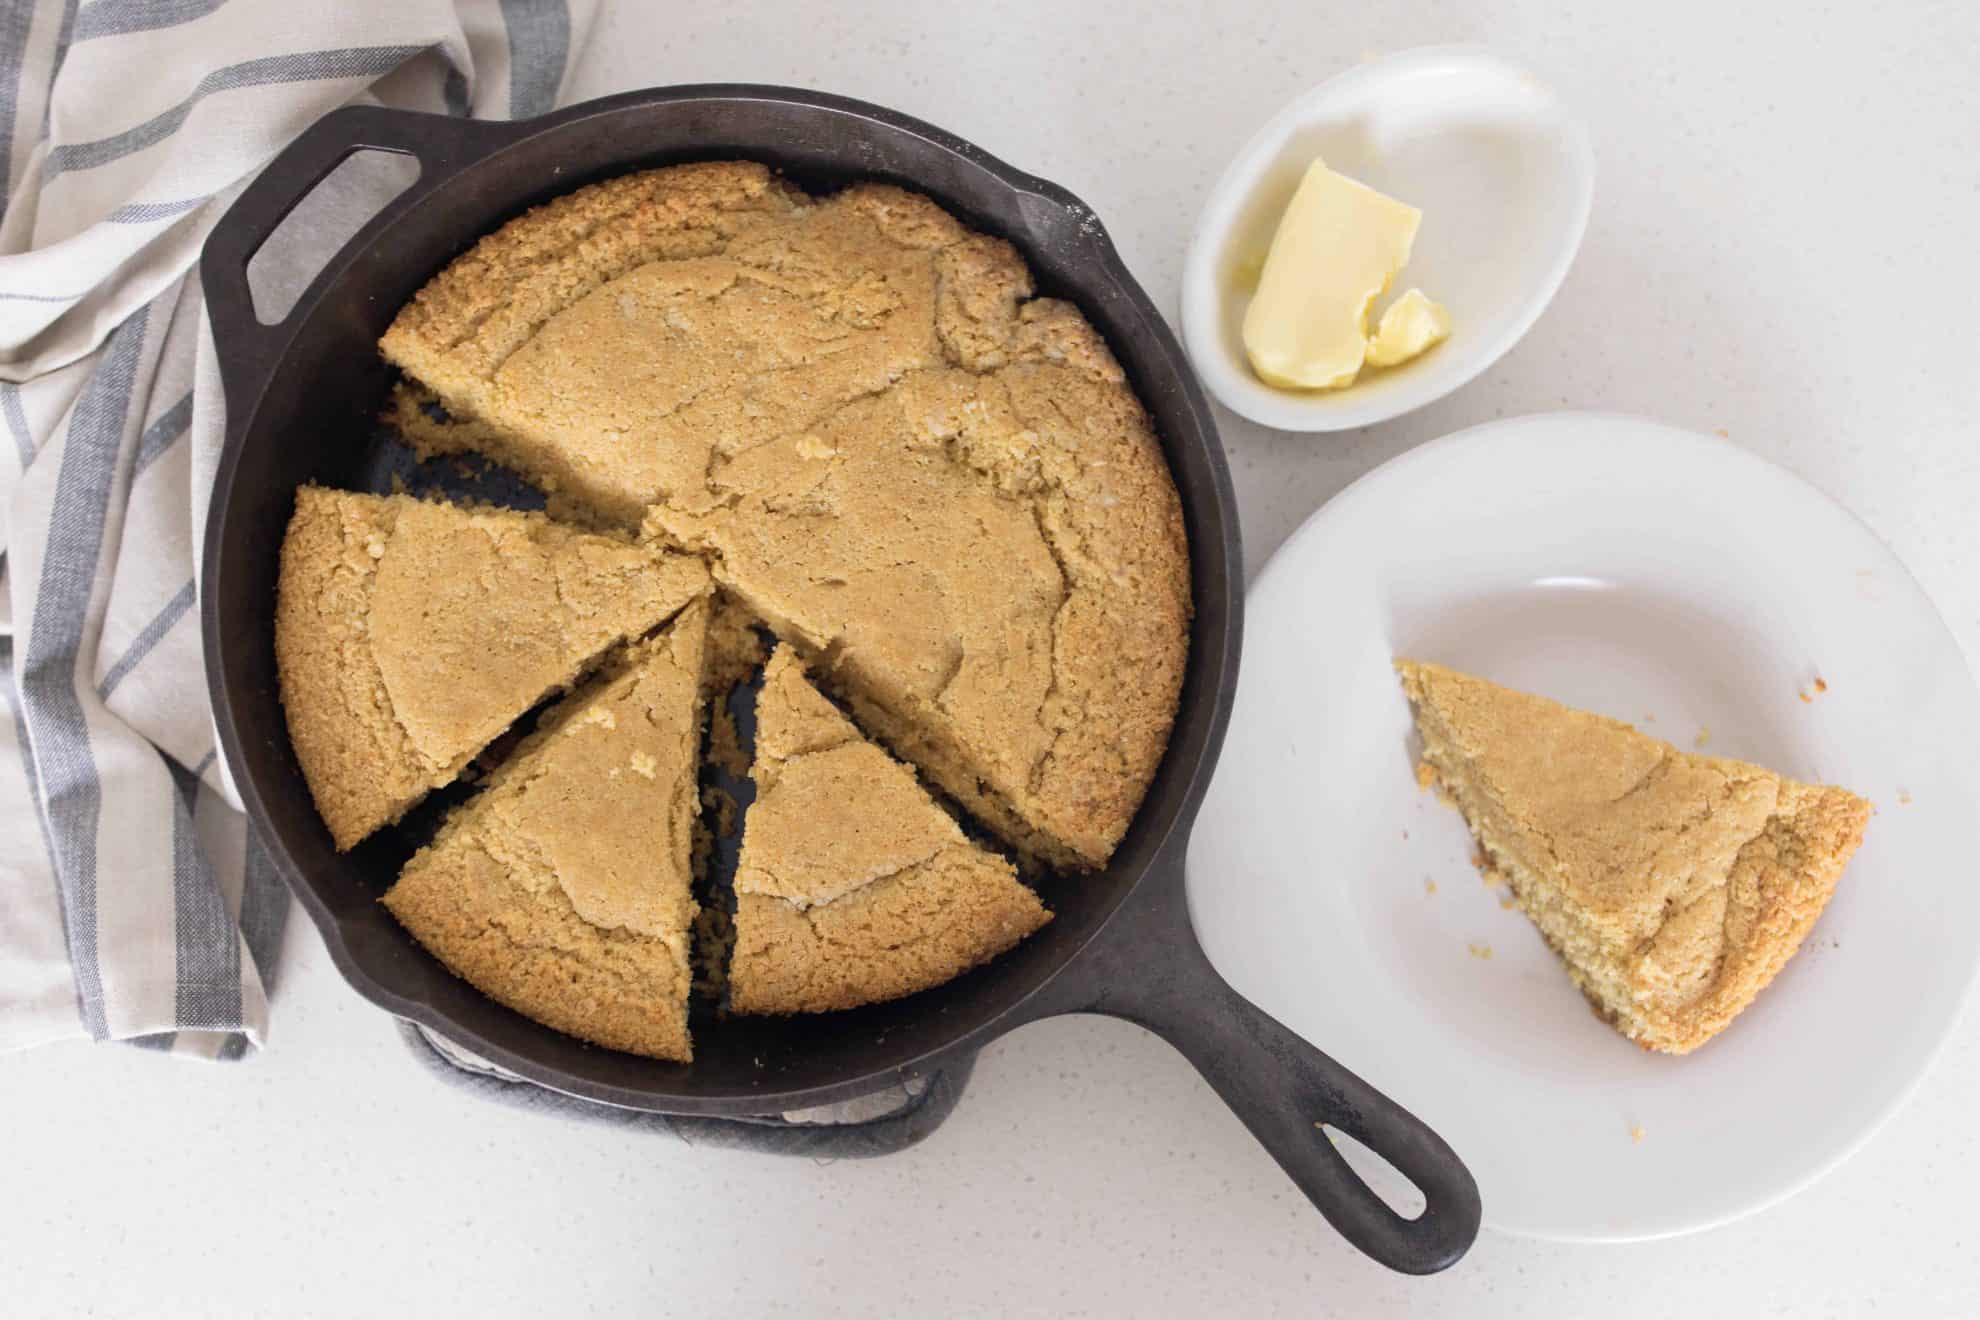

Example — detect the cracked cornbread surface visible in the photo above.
[384,601,710,1062]
[1397,659,1870,1054]
[729,647,1050,1015]
[381,161,1190,871]
[273,486,707,850]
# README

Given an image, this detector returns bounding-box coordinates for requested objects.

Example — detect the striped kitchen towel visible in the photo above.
[0,0,597,1058]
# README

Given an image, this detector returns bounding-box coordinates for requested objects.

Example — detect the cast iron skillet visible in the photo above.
[199,85,1480,1273]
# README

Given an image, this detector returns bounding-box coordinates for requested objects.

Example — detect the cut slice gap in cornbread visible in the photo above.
[685,592,773,1004]
[274,486,708,850]
[383,599,711,1062]
[728,645,1051,1015]
[1395,658,1870,1055]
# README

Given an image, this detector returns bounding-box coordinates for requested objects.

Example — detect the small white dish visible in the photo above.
[1185,413,1980,1240]
[1180,47,1595,432]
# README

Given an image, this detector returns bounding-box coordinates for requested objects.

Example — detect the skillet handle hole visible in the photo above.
[1319,1123,1427,1221]
[246,149,421,326]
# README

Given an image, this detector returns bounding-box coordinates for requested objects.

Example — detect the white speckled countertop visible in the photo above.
[5,3,1976,1314]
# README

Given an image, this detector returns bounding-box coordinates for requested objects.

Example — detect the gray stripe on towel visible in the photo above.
[2,381,35,465]
[129,387,190,476]
[45,44,427,178]
[19,306,150,1039]
[74,0,228,44]
[498,0,568,118]
[168,759,239,1030]
[96,577,194,702]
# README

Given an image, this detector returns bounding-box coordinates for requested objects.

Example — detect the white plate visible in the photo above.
[1185,413,1980,1240]
[1180,47,1593,432]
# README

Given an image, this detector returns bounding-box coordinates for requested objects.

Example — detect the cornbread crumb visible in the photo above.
[1424,878,1438,895]
[1468,942,1494,960]
[692,906,736,999]
[702,784,739,838]
[1694,725,1711,748]
[1397,659,1870,1054]
[1630,1124,1647,1144]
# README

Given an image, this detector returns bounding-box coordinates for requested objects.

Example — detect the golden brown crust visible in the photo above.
[380,161,795,392]
[384,602,710,1062]
[382,162,1189,871]
[1397,659,1870,1054]
[728,648,1049,1014]
[273,486,706,849]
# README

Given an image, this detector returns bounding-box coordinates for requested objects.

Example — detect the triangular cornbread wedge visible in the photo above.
[274,487,707,849]
[1396,659,1870,1054]
[729,647,1050,1015]
[384,600,710,1062]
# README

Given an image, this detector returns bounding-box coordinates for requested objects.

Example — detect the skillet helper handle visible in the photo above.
[198,106,503,411]
[1029,859,1481,1274]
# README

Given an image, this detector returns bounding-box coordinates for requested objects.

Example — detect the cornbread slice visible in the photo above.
[384,600,710,1061]
[381,161,1190,870]
[1397,659,1870,1054]
[729,647,1050,1015]
[274,487,707,849]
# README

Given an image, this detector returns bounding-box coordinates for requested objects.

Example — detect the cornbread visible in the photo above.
[381,161,1190,871]
[1397,659,1870,1054]
[384,601,710,1061]
[274,486,707,849]
[729,648,1050,1015]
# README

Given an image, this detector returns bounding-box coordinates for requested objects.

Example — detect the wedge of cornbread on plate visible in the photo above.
[384,600,710,1062]
[728,647,1050,1015]
[273,486,707,850]
[1396,659,1870,1054]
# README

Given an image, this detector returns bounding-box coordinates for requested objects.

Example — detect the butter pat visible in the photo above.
[1240,158,1448,390]
[1366,289,1451,367]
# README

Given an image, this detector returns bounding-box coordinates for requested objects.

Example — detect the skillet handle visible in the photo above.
[1019,855,1481,1274]
[198,106,508,415]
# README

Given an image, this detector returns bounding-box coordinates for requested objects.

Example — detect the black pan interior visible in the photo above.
[204,89,1239,1112]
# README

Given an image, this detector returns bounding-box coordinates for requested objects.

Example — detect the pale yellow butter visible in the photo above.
[1240,158,1448,390]
[1366,289,1451,367]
